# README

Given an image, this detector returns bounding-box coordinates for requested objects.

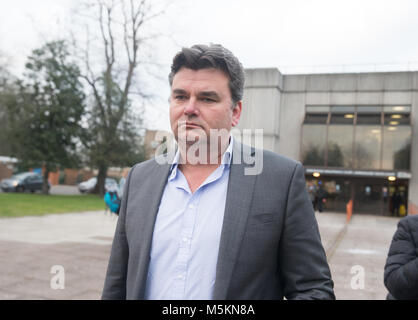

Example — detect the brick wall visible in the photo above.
[63,169,94,185]
[48,171,60,185]
[0,163,13,181]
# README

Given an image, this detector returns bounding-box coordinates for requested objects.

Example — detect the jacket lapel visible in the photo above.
[132,156,172,299]
[213,142,257,299]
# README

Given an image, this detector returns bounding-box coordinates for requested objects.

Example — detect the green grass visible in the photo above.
[0,193,106,218]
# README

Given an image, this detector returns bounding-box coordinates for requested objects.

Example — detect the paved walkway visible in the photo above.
[0,211,117,299]
[49,185,82,195]
[0,185,81,195]
[317,213,400,300]
[0,210,401,300]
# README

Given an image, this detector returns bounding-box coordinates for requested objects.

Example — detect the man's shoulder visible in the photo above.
[261,148,300,167]
[261,149,302,181]
[251,146,301,174]
[128,154,171,177]
[235,142,300,168]
[232,142,301,180]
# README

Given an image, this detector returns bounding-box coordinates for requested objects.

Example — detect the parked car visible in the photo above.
[78,177,118,194]
[1,172,50,193]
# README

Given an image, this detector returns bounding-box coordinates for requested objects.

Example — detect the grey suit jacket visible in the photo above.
[102,142,335,300]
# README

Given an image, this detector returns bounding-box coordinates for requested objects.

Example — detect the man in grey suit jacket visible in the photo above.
[102,44,335,300]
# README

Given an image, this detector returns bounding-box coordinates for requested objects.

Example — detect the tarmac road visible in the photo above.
[0,210,401,300]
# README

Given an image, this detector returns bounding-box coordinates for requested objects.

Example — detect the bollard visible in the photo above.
[346,199,353,223]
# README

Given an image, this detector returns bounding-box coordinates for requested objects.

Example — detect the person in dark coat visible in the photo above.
[391,191,402,217]
[384,214,418,300]
[316,185,326,213]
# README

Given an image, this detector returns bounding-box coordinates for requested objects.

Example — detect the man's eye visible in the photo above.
[202,98,215,103]
[175,95,187,101]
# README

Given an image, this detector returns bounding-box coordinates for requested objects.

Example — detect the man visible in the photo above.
[102,44,335,300]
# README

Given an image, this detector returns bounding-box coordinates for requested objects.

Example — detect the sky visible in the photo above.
[1,0,418,131]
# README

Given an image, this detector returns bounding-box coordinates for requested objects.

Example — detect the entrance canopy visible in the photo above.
[305,167,411,180]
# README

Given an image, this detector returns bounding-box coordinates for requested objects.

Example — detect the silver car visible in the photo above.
[78,177,118,193]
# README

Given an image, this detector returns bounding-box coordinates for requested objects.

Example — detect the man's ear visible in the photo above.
[231,101,242,127]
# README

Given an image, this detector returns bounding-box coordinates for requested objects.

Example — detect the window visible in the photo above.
[328,125,354,167]
[301,105,411,171]
[382,124,411,170]
[357,106,381,125]
[327,106,355,168]
[301,125,326,166]
[384,106,411,126]
[354,126,382,169]
[329,106,355,125]
[304,106,329,124]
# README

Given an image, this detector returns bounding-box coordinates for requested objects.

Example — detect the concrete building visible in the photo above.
[237,68,417,216]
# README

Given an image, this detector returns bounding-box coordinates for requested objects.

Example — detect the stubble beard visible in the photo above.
[175,124,230,165]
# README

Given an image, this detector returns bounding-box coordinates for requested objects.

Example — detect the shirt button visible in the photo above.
[188,204,195,209]
[183,237,188,242]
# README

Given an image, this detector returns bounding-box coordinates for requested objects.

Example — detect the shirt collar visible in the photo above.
[221,135,234,166]
[169,135,234,181]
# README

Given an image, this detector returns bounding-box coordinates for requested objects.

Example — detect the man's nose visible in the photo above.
[184,97,199,116]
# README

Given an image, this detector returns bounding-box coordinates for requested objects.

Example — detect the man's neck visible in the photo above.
[176,137,231,193]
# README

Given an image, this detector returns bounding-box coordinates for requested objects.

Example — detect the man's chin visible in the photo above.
[186,136,207,145]
[175,134,206,146]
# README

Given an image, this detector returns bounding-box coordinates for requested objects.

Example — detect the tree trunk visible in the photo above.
[42,167,50,195]
[93,164,107,196]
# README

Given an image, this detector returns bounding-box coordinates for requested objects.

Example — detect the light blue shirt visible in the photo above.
[144,137,234,300]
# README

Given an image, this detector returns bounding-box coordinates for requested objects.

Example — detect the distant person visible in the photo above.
[308,185,317,211]
[398,192,407,217]
[391,191,401,217]
[384,214,418,299]
[382,187,388,203]
[316,185,326,213]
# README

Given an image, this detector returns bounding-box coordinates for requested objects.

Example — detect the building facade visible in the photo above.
[237,68,417,216]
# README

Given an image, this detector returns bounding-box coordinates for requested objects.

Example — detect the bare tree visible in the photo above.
[73,0,169,195]
[0,51,17,157]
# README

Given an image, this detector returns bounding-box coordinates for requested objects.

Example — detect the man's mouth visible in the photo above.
[184,122,202,129]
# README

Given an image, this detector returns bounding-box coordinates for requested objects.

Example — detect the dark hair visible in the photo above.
[168,44,245,105]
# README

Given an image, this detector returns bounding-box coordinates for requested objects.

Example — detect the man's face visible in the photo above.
[169,67,242,149]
